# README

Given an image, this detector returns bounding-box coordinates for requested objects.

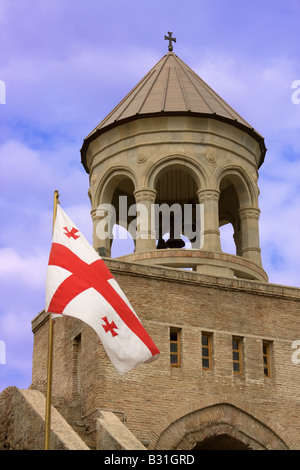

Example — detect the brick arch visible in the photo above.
[150,399,291,450]
[182,423,259,450]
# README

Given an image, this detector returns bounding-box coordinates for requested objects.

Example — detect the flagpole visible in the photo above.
[44,190,59,450]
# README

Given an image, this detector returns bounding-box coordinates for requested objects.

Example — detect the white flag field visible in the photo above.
[45,205,160,375]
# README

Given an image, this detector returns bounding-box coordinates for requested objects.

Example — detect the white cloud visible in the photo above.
[194,53,300,138]
[193,52,300,288]
[259,150,300,288]
[0,247,47,290]
[0,139,88,203]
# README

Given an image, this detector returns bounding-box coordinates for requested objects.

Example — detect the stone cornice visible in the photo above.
[104,257,300,301]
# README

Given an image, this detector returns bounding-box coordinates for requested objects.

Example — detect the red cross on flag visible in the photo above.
[45,205,159,375]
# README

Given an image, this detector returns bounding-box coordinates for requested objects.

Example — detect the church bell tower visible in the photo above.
[26,36,300,451]
[81,41,267,283]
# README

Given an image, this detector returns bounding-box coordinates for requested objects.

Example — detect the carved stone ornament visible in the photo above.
[134,189,157,202]
[197,189,220,201]
[137,154,147,164]
[91,174,97,186]
[207,153,217,163]
[239,207,260,220]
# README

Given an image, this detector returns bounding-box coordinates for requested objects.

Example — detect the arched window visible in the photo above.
[219,223,236,255]
[95,173,136,257]
[218,174,250,257]
[154,166,200,249]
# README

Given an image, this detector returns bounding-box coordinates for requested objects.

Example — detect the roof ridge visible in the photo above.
[138,54,171,114]
[161,65,170,111]
[174,66,190,111]
[114,68,156,121]
[184,61,251,125]
[97,68,156,132]
[173,54,243,120]
[172,54,213,113]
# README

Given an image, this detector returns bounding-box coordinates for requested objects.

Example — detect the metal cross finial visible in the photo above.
[164,31,176,52]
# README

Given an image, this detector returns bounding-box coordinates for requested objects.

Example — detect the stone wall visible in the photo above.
[0,387,89,450]
[31,260,300,450]
[96,411,146,450]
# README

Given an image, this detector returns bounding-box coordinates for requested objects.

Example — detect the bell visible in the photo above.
[157,238,167,249]
[157,211,168,249]
[165,237,185,249]
[165,213,185,249]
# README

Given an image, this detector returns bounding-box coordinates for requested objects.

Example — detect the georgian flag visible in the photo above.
[45,205,159,375]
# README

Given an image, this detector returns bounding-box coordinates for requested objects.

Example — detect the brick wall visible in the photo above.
[31,260,300,449]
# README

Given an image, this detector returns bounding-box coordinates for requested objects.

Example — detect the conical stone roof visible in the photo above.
[81,52,266,171]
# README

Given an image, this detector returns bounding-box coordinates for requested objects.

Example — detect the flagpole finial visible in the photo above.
[52,190,60,234]
[54,189,60,205]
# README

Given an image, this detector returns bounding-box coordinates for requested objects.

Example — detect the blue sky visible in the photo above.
[0,0,299,392]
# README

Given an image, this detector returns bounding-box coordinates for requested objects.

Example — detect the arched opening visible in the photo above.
[154,167,200,249]
[219,223,236,255]
[152,402,289,451]
[193,434,251,450]
[111,177,135,257]
[218,176,246,257]
[111,225,135,257]
[95,173,136,257]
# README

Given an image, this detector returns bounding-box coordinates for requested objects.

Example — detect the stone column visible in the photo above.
[239,207,262,266]
[233,229,242,256]
[91,207,114,258]
[133,189,157,253]
[197,189,221,252]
